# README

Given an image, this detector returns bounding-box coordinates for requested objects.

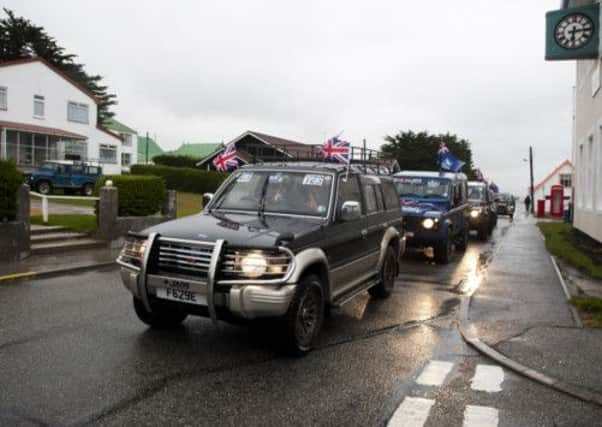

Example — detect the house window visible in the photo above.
[122,134,132,146]
[67,101,89,124]
[99,144,117,164]
[34,95,45,118]
[121,152,131,166]
[559,174,572,188]
[0,87,7,110]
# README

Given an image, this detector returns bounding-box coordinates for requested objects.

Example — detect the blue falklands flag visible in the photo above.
[437,143,465,173]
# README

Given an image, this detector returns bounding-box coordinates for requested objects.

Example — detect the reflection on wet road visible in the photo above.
[0,218,517,427]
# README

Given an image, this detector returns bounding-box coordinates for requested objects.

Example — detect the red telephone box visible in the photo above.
[550,185,564,218]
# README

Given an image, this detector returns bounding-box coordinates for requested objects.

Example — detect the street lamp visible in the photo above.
[522,147,535,214]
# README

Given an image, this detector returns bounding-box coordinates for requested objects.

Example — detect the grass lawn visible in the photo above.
[31,214,97,233]
[177,192,202,218]
[537,222,602,280]
[570,297,602,328]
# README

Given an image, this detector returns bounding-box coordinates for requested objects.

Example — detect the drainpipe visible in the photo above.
[561,0,569,9]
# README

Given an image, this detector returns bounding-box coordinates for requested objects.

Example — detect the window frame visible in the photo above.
[99,144,117,164]
[67,101,90,124]
[121,152,131,166]
[33,94,45,118]
[0,87,7,110]
[336,174,364,218]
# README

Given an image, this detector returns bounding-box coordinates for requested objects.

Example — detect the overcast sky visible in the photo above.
[5,0,573,195]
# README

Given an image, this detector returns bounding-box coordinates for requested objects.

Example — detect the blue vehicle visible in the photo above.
[29,160,102,196]
[392,171,469,264]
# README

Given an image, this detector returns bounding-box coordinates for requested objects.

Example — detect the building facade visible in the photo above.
[104,118,138,172]
[533,159,574,214]
[0,58,125,175]
[570,1,602,241]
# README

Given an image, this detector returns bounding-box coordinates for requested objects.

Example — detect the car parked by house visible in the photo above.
[28,160,102,196]
[467,181,498,240]
[392,171,469,264]
[117,162,405,354]
[496,192,516,219]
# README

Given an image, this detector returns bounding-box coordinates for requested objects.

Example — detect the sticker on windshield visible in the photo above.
[269,173,284,183]
[397,178,422,184]
[426,180,440,188]
[302,174,324,186]
[237,172,253,183]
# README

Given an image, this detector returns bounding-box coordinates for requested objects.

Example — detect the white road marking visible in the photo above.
[388,397,435,427]
[463,405,499,427]
[416,360,454,386]
[471,364,504,392]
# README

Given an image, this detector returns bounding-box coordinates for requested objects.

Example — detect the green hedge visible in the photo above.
[0,160,24,222]
[153,154,202,168]
[131,164,228,194]
[95,175,166,216]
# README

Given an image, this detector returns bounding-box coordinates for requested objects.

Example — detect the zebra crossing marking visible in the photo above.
[416,360,454,386]
[463,405,499,427]
[388,397,435,427]
[471,364,504,392]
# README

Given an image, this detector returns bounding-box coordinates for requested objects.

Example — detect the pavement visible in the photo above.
[1,215,602,426]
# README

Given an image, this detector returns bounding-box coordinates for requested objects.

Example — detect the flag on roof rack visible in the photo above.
[437,142,465,173]
[212,143,238,172]
[320,136,351,164]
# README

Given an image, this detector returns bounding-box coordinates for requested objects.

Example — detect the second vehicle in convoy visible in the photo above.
[392,171,470,264]
[117,162,405,354]
[28,160,102,196]
[467,181,498,241]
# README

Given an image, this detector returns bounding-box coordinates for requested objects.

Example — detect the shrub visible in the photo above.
[95,175,166,216]
[0,160,24,222]
[131,164,228,194]
[153,154,202,168]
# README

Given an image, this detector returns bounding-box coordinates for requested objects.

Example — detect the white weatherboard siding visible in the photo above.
[574,51,602,242]
[0,60,123,174]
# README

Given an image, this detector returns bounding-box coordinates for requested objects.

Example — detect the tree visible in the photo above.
[0,8,117,122]
[382,130,477,179]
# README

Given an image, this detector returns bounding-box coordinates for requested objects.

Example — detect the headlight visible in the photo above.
[422,218,435,229]
[118,236,148,267]
[240,253,268,278]
[470,209,481,218]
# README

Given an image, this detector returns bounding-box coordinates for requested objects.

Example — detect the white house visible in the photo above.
[104,118,138,172]
[0,57,125,175]
[533,159,574,215]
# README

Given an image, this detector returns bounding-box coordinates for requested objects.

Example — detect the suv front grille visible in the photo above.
[403,216,421,232]
[156,237,216,279]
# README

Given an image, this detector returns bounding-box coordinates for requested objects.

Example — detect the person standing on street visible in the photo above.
[524,195,531,215]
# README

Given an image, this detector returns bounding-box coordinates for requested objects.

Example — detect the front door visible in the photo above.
[323,174,371,297]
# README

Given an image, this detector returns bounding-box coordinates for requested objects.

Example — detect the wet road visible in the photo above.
[1,216,600,426]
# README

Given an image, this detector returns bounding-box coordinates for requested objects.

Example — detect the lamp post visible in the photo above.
[522,147,535,215]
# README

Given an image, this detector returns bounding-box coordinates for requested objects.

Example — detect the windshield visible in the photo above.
[213,171,333,216]
[467,185,485,201]
[394,177,451,199]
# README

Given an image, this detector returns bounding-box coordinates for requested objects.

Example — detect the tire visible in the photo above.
[36,181,51,195]
[133,296,188,329]
[434,234,452,264]
[369,245,397,298]
[82,183,94,197]
[281,274,324,356]
[456,227,469,251]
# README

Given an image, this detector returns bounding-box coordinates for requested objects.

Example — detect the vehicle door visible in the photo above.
[323,174,371,296]
[54,164,71,188]
[70,163,85,188]
[451,180,468,234]
[359,175,386,272]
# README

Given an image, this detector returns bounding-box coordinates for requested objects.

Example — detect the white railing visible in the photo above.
[30,191,99,224]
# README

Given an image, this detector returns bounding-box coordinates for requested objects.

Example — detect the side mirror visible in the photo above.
[340,200,361,222]
[202,192,214,208]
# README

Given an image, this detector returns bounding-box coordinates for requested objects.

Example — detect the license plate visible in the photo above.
[405,231,415,238]
[156,287,207,305]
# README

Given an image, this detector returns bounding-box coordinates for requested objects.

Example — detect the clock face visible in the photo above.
[555,13,594,49]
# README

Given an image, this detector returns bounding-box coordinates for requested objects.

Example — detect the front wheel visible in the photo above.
[434,235,452,264]
[456,227,469,251]
[82,183,94,197]
[133,297,188,329]
[369,246,397,298]
[478,224,489,241]
[36,181,51,195]
[282,274,324,356]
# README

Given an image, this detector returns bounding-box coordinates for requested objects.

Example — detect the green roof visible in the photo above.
[171,143,221,158]
[137,136,164,162]
[103,118,138,135]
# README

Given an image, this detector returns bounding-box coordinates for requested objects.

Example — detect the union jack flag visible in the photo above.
[320,136,351,164]
[213,143,238,172]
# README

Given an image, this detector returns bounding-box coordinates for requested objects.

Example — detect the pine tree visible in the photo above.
[0,8,117,123]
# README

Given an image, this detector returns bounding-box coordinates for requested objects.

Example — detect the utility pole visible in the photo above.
[529,146,534,214]
[146,131,149,164]
[363,138,367,172]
